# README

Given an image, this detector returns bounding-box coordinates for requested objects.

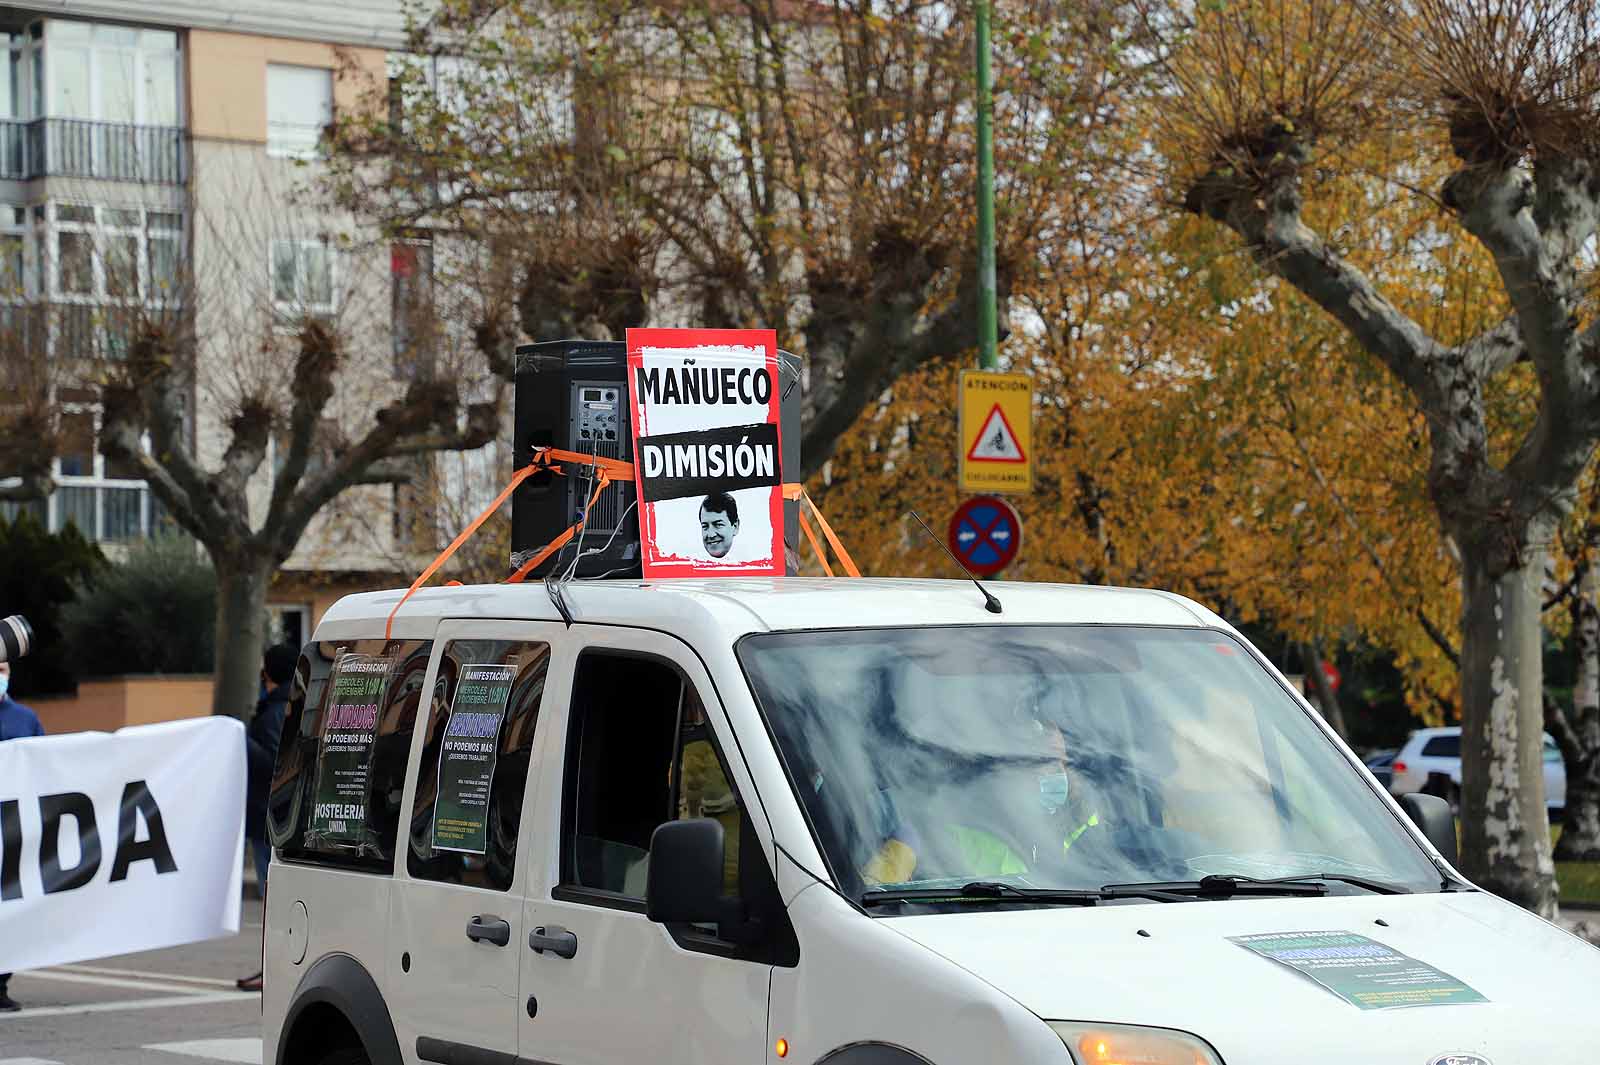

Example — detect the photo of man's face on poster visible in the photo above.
[699,492,740,558]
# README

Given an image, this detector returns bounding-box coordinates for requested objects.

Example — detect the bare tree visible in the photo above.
[326,0,1126,475]
[12,155,514,720]
[1144,0,1600,914]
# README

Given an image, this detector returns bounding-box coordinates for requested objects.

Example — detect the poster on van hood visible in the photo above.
[1229,930,1487,1009]
[430,662,514,855]
[0,717,243,971]
[626,327,784,578]
[309,652,392,844]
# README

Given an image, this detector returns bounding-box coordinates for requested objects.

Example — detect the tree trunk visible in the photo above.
[1299,639,1348,740]
[1554,563,1600,862]
[212,554,274,720]
[1457,543,1559,917]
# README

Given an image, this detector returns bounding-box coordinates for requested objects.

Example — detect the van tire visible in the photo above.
[316,1049,370,1065]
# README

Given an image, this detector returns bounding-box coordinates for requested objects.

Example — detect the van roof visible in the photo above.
[317,577,1225,645]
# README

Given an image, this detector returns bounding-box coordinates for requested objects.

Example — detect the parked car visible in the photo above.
[1389,725,1566,812]
[1364,748,1398,791]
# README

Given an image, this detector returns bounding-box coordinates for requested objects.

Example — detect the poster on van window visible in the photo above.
[430,662,515,854]
[309,653,393,843]
[626,327,784,578]
[1229,931,1487,1009]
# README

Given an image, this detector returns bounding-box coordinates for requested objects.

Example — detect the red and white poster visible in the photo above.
[626,328,784,578]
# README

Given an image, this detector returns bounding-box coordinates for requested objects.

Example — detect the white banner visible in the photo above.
[0,716,245,970]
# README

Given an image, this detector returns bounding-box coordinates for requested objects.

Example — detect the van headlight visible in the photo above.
[1050,1021,1224,1065]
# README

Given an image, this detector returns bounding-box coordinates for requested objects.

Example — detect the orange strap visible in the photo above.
[797,508,834,577]
[799,490,861,577]
[505,472,615,584]
[385,463,543,639]
[386,450,861,636]
[532,446,637,482]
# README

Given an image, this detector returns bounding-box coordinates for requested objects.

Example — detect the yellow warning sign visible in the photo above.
[959,370,1032,494]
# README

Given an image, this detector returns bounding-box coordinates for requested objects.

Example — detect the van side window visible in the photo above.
[560,649,799,964]
[674,686,742,896]
[407,639,551,891]
[267,639,432,872]
[561,652,681,899]
[560,654,745,900]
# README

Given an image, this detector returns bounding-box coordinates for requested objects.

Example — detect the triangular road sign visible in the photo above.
[966,403,1027,463]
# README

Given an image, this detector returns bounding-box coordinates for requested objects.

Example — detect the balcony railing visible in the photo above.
[0,118,187,185]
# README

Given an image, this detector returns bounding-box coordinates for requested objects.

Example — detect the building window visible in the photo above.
[40,21,180,126]
[0,205,27,297]
[49,392,156,543]
[267,64,333,158]
[391,234,433,374]
[45,202,182,304]
[272,238,335,316]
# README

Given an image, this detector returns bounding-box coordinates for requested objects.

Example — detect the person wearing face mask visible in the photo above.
[859,685,1103,886]
[0,658,44,1012]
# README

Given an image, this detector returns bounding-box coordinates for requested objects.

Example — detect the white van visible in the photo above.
[262,577,1600,1065]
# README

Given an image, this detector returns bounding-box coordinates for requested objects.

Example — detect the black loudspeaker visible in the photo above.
[510,338,802,578]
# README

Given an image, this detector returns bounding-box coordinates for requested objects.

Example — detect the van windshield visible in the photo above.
[738,625,1443,904]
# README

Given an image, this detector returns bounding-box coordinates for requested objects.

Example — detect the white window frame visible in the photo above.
[266,63,333,159]
[0,205,28,299]
[45,201,182,305]
[50,398,153,543]
[39,19,182,127]
[271,236,337,318]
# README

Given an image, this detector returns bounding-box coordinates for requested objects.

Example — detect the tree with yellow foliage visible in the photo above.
[1126,0,1600,915]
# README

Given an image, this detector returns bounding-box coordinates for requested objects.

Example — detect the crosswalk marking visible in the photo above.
[145,1038,262,1064]
[0,990,251,1019]
[48,964,242,990]
[0,1038,262,1065]
[26,969,231,998]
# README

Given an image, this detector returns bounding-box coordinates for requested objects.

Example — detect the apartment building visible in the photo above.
[0,0,416,647]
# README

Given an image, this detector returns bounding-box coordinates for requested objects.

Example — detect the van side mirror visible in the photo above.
[646,818,726,925]
[1400,793,1457,866]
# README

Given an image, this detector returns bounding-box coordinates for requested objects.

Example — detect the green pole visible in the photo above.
[976,0,998,370]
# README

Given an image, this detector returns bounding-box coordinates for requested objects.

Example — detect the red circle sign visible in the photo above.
[947,496,1022,577]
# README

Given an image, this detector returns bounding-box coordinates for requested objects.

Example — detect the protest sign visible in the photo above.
[0,717,244,970]
[1230,930,1487,1010]
[626,327,784,577]
[430,662,515,854]
[310,652,392,843]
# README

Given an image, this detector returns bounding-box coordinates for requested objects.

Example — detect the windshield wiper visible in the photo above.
[860,880,1196,908]
[1102,872,1412,898]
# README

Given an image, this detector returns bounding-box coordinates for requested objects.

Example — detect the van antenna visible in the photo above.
[908,510,1001,614]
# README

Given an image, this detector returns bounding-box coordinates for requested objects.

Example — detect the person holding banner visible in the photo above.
[0,658,43,1011]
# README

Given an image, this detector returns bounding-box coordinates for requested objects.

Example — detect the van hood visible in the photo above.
[882,890,1600,1064]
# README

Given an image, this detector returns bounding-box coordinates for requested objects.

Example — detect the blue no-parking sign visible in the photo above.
[947,496,1021,576]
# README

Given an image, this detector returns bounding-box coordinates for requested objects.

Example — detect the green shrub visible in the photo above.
[0,511,106,697]
[62,534,216,675]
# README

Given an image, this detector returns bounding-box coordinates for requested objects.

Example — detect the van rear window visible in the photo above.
[267,638,433,872]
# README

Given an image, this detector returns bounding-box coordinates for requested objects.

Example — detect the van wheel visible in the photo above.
[316,1048,370,1065]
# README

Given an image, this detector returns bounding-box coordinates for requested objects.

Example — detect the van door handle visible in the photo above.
[465,916,511,947]
[528,925,578,959]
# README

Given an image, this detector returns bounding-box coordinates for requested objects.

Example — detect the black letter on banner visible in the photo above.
[110,780,178,881]
[635,367,661,406]
[40,791,101,894]
[1,799,20,901]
